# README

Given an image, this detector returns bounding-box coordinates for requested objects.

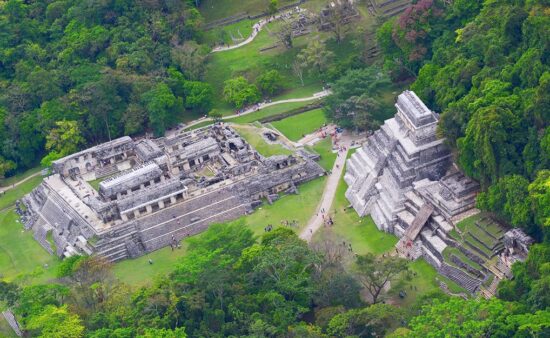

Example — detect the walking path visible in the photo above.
[300,137,351,242]
[210,8,303,53]
[0,171,42,194]
[180,89,331,132]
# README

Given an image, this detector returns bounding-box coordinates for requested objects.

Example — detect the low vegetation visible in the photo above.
[272,108,327,141]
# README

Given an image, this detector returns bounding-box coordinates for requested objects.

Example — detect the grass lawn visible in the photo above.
[0,166,43,188]
[312,172,398,255]
[0,173,60,285]
[186,100,318,131]
[309,137,336,171]
[204,18,326,110]
[272,108,328,141]
[112,242,189,287]
[389,258,464,307]
[88,178,102,191]
[203,19,254,46]
[0,210,60,284]
[231,176,327,237]
[232,124,293,157]
[0,176,43,211]
[228,100,316,122]
[199,0,297,23]
[0,316,17,338]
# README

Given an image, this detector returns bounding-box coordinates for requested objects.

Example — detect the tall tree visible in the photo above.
[41,120,85,166]
[354,254,409,304]
[297,40,334,76]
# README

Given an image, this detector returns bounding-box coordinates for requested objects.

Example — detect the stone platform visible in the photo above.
[344,91,533,296]
[20,125,324,261]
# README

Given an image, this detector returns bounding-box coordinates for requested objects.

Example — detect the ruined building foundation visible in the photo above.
[21,125,324,262]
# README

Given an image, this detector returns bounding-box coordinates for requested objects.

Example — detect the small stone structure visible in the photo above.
[345,90,533,296]
[20,125,324,262]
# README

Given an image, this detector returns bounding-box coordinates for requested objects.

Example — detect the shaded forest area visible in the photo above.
[0,0,212,174]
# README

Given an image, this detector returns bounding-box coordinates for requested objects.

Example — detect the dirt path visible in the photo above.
[300,138,351,242]
[210,8,304,53]
[0,171,42,194]
[181,90,331,132]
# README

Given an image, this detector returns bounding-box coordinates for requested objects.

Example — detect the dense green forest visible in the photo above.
[0,0,549,337]
[0,0,211,175]
[377,0,549,240]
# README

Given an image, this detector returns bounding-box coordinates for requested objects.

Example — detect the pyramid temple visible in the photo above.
[344,90,533,297]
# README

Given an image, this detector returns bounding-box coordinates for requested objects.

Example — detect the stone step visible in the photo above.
[403,203,434,241]
[439,262,482,293]
[2,310,22,337]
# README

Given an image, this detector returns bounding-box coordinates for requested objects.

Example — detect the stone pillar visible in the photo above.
[170,196,177,203]
[146,205,152,213]
[121,214,128,222]
[172,166,180,175]
[158,201,165,209]
[134,210,140,218]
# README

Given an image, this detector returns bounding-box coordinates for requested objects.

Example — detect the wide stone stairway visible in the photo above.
[396,203,434,258]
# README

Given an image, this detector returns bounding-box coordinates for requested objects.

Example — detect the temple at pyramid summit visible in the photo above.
[344,90,533,297]
[345,90,452,235]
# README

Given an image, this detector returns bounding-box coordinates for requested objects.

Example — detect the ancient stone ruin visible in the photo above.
[345,90,533,297]
[20,125,324,262]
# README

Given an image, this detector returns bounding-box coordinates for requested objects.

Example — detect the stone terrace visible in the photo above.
[345,91,534,297]
[20,124,325,261]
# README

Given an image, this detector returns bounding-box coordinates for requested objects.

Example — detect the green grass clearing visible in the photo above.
[203,19,254,46]
[0,315,18,338]
[199,0,297,23]
[229,176,327,237]
[389,258,465,307]
[0,176,43,211]
[88,178,102,191]
[272,108,328,141]
[186,100,319,131]
[309,137,336,171]
[112,242,189,287]
[0,166,43,188]
[0,210,61,284]
[232,124,293,157]
[204,18,328,110]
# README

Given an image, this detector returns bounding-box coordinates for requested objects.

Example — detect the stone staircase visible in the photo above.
[2,310,22,337]
[438,262,483,293]
[480,276,501,299]
[395,203,434,257]
[95,164,119,178]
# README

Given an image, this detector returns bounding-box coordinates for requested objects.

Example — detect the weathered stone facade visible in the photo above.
[345,91,533,296]
[21,125,324,262]
[345,90,452,235]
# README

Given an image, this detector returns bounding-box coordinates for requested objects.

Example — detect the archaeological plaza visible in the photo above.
[19,90,533,298]
[19,125,324,262]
